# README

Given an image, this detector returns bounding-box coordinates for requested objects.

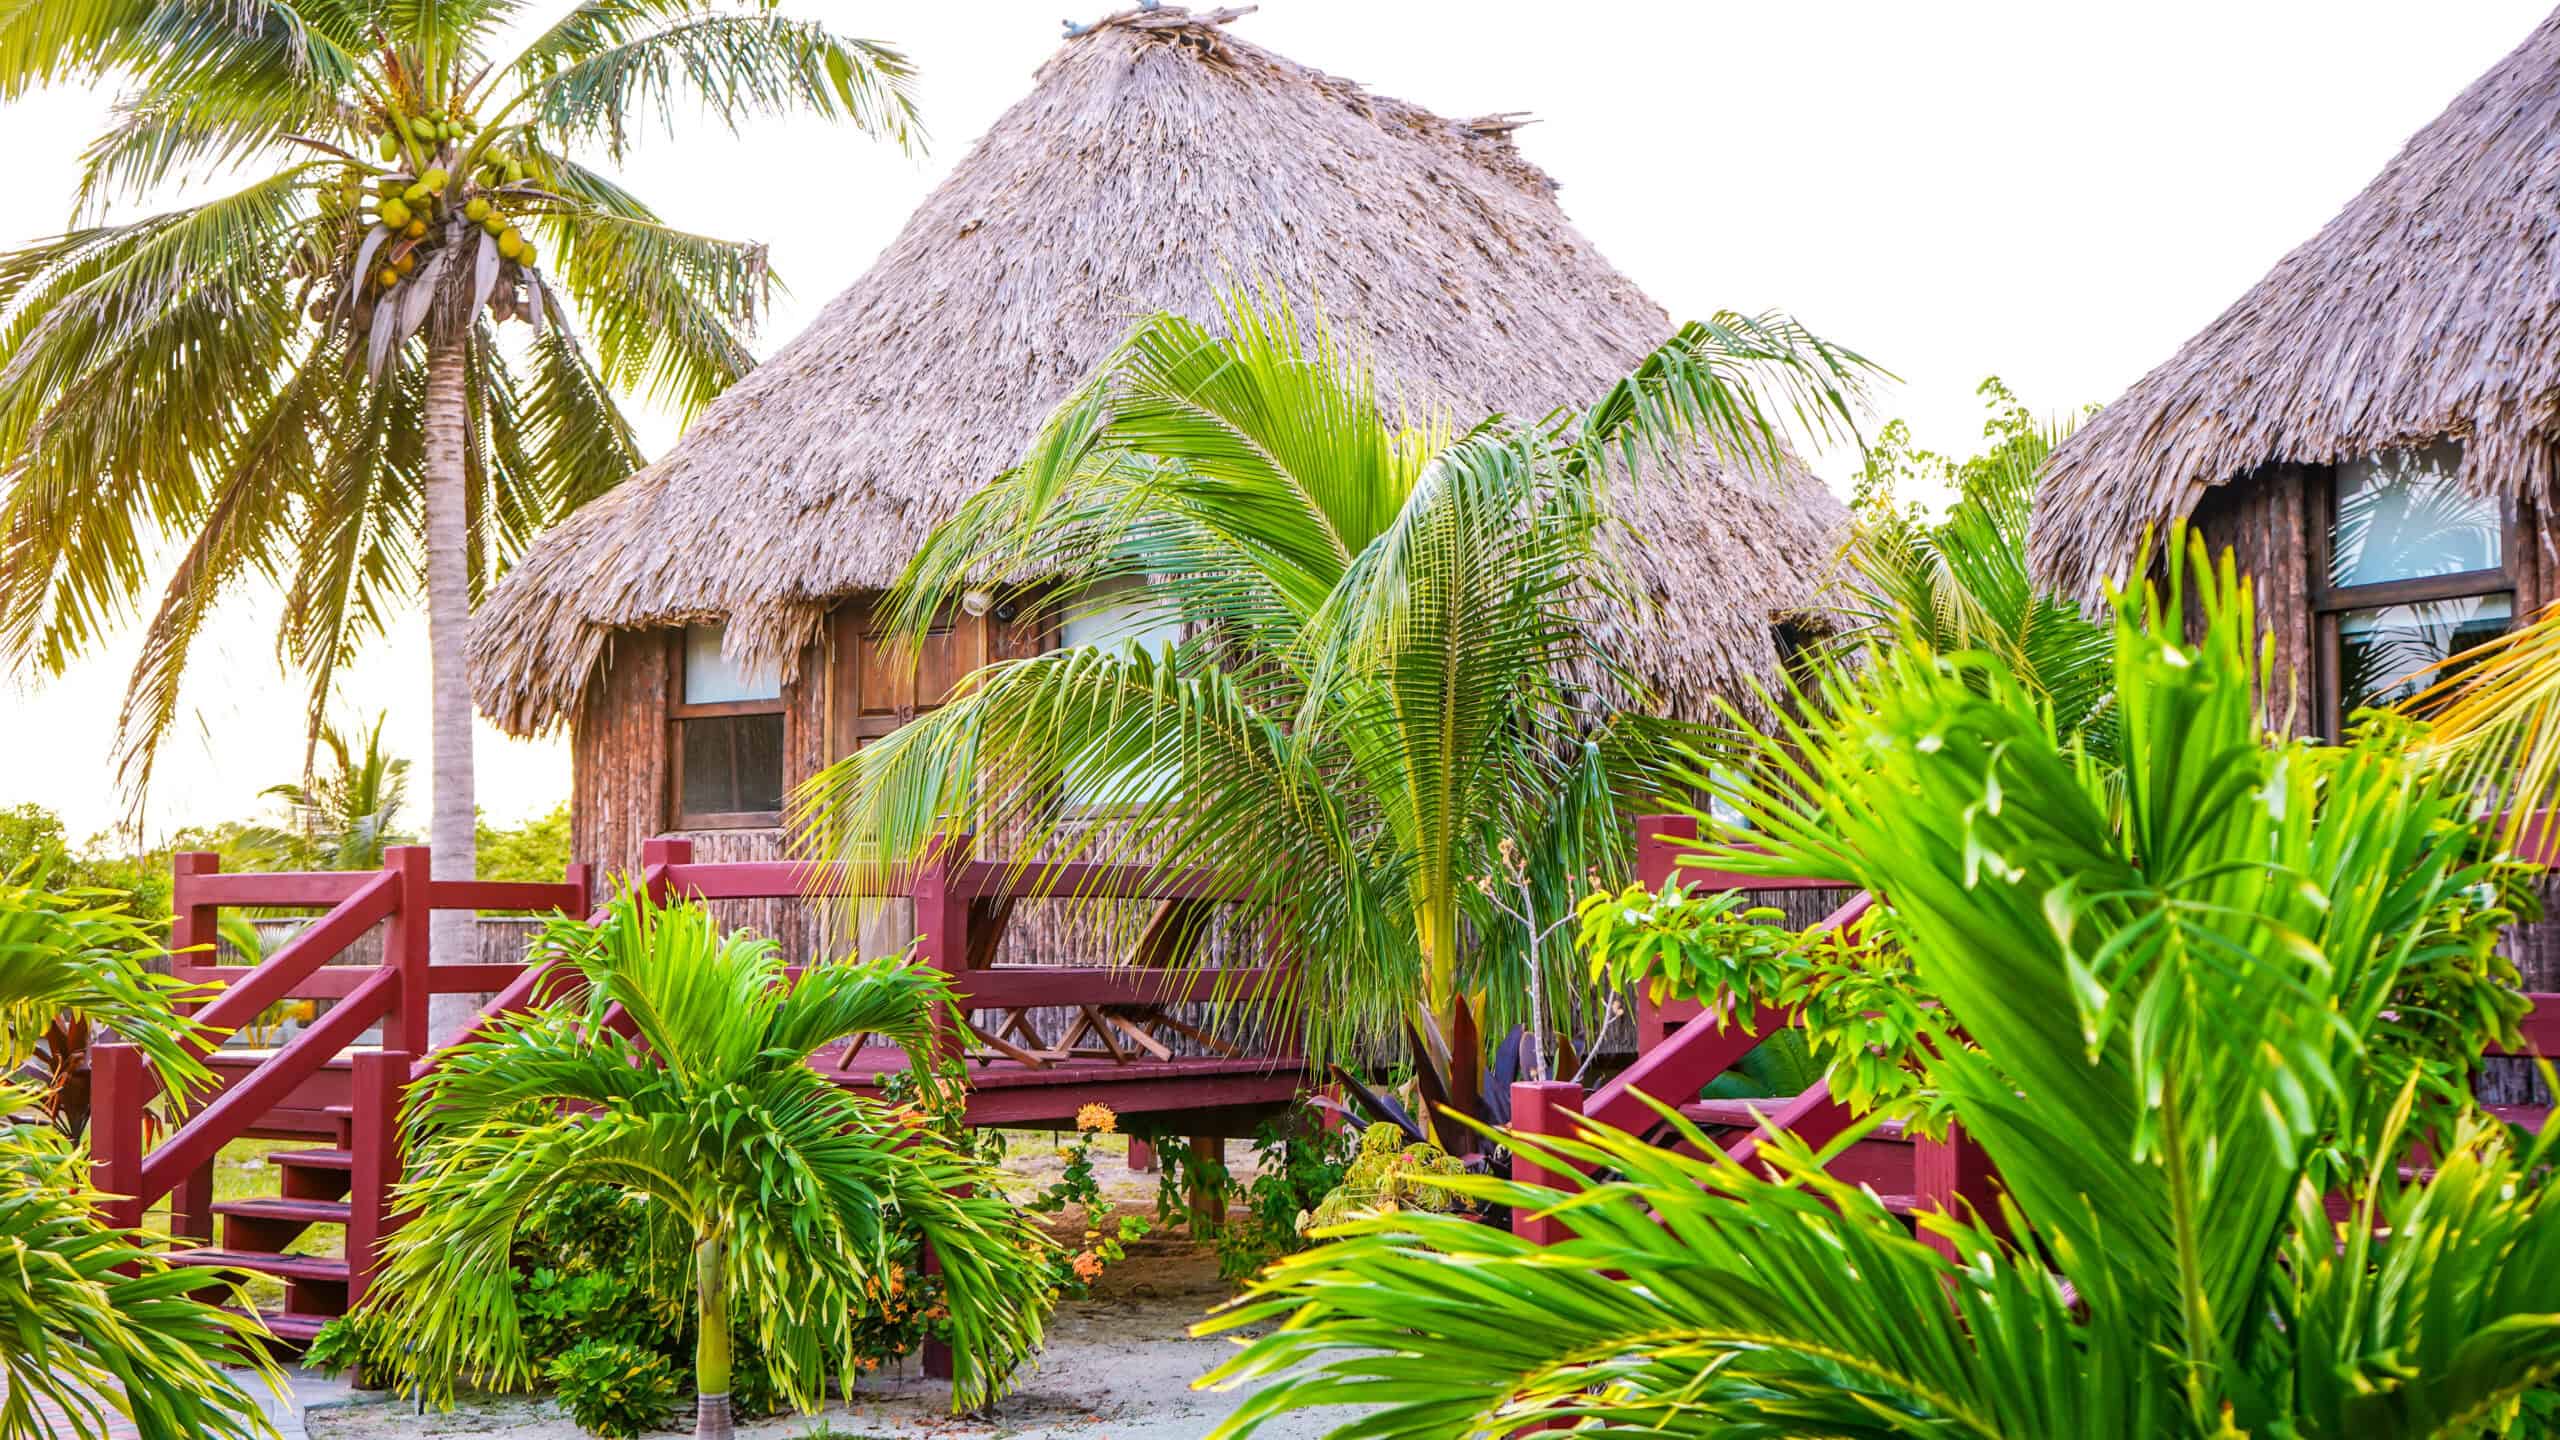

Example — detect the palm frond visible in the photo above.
[515,10,916,162]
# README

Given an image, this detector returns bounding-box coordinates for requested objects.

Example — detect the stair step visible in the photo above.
[214,1197,351,1226]
[170,1248,350,1284]
[269,1148,353,1171]
[229,1307,331,1344]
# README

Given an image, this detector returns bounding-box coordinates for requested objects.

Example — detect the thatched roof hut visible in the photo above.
[471,3,1843,737]
[2030,7,2560,603]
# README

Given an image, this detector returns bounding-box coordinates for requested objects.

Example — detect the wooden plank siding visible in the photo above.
[2186,458,2560,1105]
[2189,464,2317,736]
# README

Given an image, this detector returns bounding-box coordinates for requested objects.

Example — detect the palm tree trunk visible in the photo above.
[695,1230,734,1440]
[421,327,479,1043]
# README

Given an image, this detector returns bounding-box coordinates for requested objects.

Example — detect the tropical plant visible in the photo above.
[2409,596,2560,854]
[1194,540,2560,1438]
[0,863,218,1134]
[251,713,412,870]
[797,294,1874,1146]
[1831,378,2113,751]
[0,1,918,974]
[360,890,1053,1440]
[0,874,280,1439]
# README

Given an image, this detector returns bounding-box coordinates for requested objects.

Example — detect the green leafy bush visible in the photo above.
[547,1339,680,1439]
[1299,1123,1464,1232]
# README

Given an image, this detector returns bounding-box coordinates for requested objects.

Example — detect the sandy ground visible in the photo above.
[302,1137,1365,1440]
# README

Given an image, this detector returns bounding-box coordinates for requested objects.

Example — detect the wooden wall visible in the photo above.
[2184,460,2560,1104]
[2190,464,2316,736]
[570,596,1069,963]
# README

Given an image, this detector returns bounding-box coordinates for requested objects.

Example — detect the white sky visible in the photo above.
[0,0,2550,844]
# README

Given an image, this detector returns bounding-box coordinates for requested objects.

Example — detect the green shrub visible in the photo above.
[547,1339,680,1439]
[1299,1123,1464,1232]
[1145,1110,1357,1281]
[302,1312,379,1382]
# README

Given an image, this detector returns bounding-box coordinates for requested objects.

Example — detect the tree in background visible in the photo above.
[250,714,411,870]
[1198,543,2560,1438]
[799,295,1873,1146]
[1831,378,2113,751]
[0,2,919,999]
[475,801,571,884]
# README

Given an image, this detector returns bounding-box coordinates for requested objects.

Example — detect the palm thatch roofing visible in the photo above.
[471,4,1845,735]
[2031,8,2560,601]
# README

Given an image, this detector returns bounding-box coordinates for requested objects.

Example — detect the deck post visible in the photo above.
[1509,1080,1586,1244]
[1911,1121,1998,1262]
[911,833,974,1065]
[565,860,596,919]
[169,851,220,1005]
[919,1180,973,1384]
[1186,1135,1226,1234]
[89,1043,148,1231]
[1125,1136,1158,1173]
[383,846,433,1057]
[171,1161,216,1243]
[1631,815,1697,1052]
[640,836,694,903]
[347,1049,410,1306]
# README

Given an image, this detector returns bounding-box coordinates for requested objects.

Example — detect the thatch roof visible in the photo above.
[2031,7,2560,600]
[471,4,1845,735]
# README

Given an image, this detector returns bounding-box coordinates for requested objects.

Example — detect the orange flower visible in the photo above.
[1074,1103,1117,1135]
[1071,1250,1105,1282]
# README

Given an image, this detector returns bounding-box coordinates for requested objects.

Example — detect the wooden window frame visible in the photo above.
[667,633,788,830]
[2304,460,2520,739]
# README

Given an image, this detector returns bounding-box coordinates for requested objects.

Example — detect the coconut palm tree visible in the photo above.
[362,890,1053,1440]
[796,295,1873,1146]
[0,1,918,986]
[1192,542,2560,1438]
[0,870,281,1440]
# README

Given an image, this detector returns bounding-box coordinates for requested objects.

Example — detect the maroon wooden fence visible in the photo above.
[89,835,1300,1341]
[1509,812,2560,1249]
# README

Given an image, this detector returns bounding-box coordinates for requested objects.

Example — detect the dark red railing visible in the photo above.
[92,846,592,1272]
[1509,813,2560,1250]
[642,833,1292,1066]
[91,834,1293,1318]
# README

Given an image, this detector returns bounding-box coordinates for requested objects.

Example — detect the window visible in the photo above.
[2311,442,2512,735]
[1058,584,1185,812]
[670,624,785,827]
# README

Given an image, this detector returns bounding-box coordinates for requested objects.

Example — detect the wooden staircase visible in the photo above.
[1507,813,2560,1249]
[92,834,1305,1352]
[165,1109,364,1342]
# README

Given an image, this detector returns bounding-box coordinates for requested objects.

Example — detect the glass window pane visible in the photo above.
[680,713,784,818]
[1058,585,1182,812]
[1060,590,1184,659]
[2329,441,2496,588]
[2336,592,2512,717]
[683,624,781,704]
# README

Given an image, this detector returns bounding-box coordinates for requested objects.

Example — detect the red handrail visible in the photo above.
[137,968,399,1204]
[177,871,397,1053]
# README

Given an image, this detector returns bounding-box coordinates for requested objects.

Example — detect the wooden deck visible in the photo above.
[822,1043,1304,1128]
[97,839,1308,1349]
